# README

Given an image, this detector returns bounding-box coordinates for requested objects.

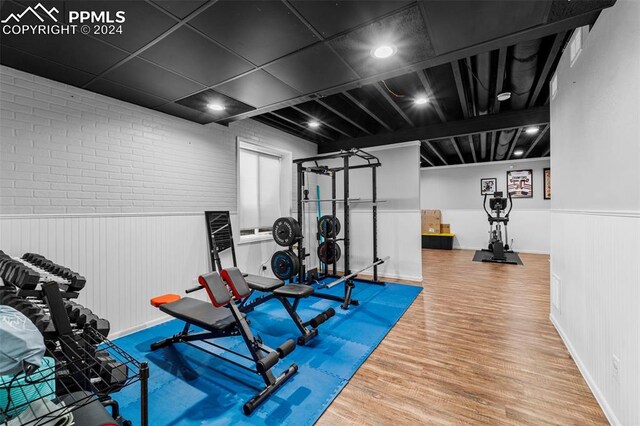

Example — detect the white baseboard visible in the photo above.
[550,314,620,426]
[378,272,423,283]
[109,315,172,340]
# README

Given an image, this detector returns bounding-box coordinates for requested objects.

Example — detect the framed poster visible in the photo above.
[480,178,497,195]
[544,168,551,199]
[506,169,533,198]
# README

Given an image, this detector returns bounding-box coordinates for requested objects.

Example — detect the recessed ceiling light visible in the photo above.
[371,45,396,59]
[513,149,524,157]
[308,120,320,128]
[207,103,225,111]
[497,92,511,101]
[414,96,429,105]
[525,126,539,134]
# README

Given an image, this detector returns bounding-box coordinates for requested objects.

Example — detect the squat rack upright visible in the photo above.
[294,148,384,307]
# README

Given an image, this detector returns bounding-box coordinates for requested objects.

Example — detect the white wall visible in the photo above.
[316,142,423,282]
[549,2,640,425]
[421,158,551,253]
[0,65,317,336]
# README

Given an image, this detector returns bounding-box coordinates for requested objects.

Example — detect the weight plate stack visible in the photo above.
[318,215,341,239]
[317,241,342,264]
[272,217,301,247]
[271,250,300,280]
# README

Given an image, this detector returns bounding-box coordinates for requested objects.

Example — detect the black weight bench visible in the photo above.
[150,269,298,415]
[235,270,335,345]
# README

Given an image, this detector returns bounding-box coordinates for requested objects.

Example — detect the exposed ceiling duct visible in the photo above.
[508,39,542,110]
[494,39,542,160]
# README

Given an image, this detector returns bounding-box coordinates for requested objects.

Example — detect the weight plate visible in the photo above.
[272,217,301,247]
[271,250,300,280]
[317,241,341,264]
[318,215,341,238]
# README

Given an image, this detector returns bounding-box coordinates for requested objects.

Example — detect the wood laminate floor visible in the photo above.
[317,249,607,425]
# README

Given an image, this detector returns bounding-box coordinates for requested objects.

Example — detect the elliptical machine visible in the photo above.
[482,191,517,264]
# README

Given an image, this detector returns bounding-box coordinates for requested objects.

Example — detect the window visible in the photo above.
[569,26,583,67]
[237,139,291,238]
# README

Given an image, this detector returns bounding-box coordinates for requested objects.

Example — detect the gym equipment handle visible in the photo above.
[276,339,296,358]
[185,285,203,294]
[309,308,335,328]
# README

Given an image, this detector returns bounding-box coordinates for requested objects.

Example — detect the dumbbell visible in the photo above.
[94,350,128,391]
[65,302,110,338]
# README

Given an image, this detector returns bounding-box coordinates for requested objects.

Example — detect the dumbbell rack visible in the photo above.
[0,251,149,425]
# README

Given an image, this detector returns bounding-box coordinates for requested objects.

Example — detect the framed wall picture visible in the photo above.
[544,168,551,199]
[506,169,533,198]
[480,178,497,195]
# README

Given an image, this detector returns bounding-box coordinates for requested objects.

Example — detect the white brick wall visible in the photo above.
[0,65,317,215]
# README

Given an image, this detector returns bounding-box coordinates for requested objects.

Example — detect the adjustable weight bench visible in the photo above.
[236,270,335,346]
[149,269,298,415]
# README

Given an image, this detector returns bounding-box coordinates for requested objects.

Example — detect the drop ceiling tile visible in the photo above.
[291,1,412,38]
[420,1,548,54]
[151,0,207,19]
[189,1,318,65]
[102,58,205,101]
[0,45,95,87]
[0,32,127,76]
[176,89,255,120]
[140,26,253,86]
[86,79,169,109]
[264,43,359,94]
[214,71,300,108]
[329,6,435,78]
[68,1,176,52]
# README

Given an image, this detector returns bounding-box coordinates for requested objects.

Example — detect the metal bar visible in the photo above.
[424,140,448,165]
[316,99,373,135]
[416,70,446,122]
[323,257,390,289]
[140,363,149,426]
[331,171,337,276]
[182,342,257,373]
[375,83,415,126]
[343,92,393,131]
[524,124,550,158]
[372,166,379,281]
[343,155,350,275]
[297,162,305,284]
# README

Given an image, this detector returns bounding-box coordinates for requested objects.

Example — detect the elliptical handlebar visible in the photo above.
[505,191,513,219]
[483,193,491,219]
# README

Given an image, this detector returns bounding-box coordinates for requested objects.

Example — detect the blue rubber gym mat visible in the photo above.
[114,279,422,425]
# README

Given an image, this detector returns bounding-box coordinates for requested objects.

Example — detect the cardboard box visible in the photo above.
[440,223,451,234]
[421,209,442,234]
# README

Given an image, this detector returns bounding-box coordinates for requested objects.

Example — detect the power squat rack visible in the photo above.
[294,148,388,309]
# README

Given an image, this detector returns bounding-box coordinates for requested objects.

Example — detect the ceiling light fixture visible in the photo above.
[497,92,511,102]
[308,120,320,128]
[207,103,225,111]
[414,96,429,105]
[371,45,396,59]
[525,126,539,135]
[513,149,524,157]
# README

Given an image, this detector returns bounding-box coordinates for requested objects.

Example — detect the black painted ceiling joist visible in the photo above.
[374,83,415,127]
[524,124,550,158]
[416,70,446,122]
[343,92,393,132]
[290,105,352,138]
[320,106,549,153]
[528,32,568,107]
[315,99,373,135]
[423,140,448,166]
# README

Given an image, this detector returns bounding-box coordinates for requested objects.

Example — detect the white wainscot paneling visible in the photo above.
[550,211,640,426]
[438,209,550,254]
